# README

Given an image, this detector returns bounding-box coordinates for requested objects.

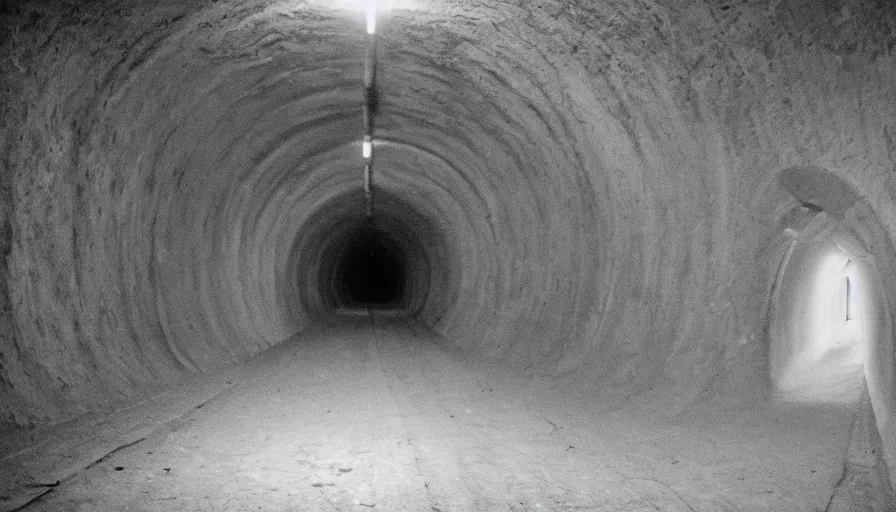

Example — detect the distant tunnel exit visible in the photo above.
[336,229,407,308]
[770,241,866,403]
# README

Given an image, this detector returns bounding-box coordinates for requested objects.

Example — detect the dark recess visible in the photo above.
[337,228,406,307]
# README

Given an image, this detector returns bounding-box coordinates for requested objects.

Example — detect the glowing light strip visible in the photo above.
[362,138,372,159]
[365,2,376,34]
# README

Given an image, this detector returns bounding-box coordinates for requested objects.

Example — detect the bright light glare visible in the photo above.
[313,0,408,32]
[316,0,405,12]
[808,251,863,359]
[774,249,865,403]
[362,139,372,159]
[366,2,376,34]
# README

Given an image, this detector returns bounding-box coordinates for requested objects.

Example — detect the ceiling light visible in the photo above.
[366,2,377,34]
[362,138,372,159]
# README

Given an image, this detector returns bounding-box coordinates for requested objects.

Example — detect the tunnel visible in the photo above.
[1,1,896,510]
[336,228,406,308]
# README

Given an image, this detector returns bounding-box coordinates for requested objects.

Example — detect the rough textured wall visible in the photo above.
[0,0,894,444]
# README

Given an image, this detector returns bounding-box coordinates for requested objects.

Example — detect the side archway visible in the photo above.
[766,166,896,486]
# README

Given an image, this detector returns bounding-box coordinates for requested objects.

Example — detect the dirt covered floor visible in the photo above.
[13,317,855,512]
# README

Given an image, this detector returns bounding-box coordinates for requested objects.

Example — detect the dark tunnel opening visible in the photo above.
[336,228,407,308]
[290,187,448,321]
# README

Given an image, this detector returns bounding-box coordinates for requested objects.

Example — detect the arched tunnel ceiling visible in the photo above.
[0,0,895,438]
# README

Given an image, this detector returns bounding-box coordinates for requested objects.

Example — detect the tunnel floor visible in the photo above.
[15,318,854,512]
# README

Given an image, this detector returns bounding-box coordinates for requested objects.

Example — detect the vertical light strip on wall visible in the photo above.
[845,260,853,322]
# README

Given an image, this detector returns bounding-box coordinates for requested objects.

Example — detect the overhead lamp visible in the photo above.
[362,137,373,159]
[366,1,377,34]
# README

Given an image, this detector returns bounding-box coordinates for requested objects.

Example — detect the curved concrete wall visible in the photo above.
[0,0,895,453]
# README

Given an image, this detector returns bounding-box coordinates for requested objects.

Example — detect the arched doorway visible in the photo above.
[767,165,896,490]
[769,212,866,403]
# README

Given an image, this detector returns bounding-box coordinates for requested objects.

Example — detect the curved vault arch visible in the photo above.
[767,165,896,487]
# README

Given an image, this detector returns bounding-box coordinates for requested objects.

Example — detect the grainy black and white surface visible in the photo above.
[1,1,895,510]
